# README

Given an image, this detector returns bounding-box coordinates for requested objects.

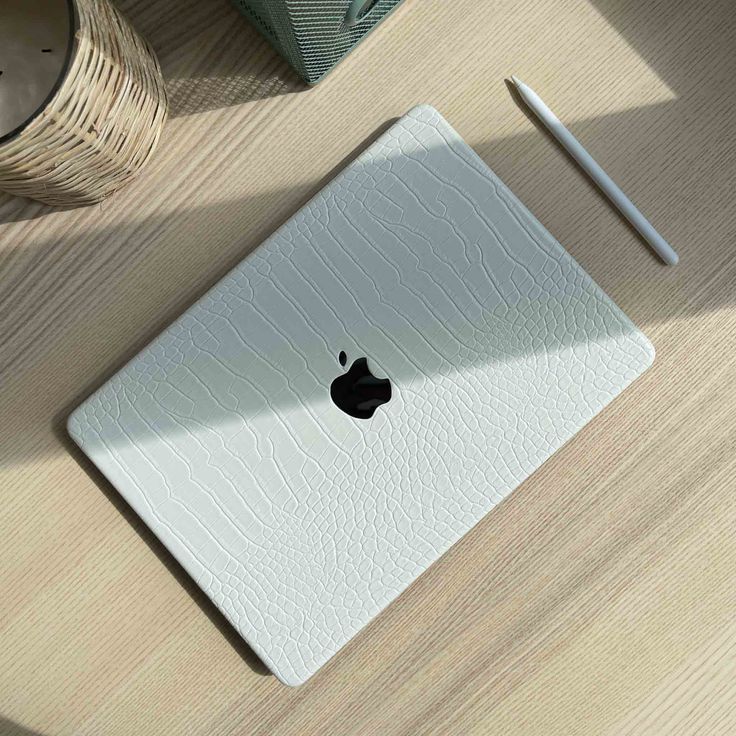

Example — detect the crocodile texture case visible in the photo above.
[68,105,655,686]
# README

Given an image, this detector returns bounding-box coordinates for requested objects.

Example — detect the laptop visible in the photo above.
[68,105,654,685]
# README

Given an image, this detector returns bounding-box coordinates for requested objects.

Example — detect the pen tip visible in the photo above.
[511,75,522,87]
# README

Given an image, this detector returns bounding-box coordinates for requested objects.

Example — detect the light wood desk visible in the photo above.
[2,1,735,733]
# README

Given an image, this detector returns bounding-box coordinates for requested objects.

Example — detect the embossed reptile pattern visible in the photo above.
[67,106,655,686]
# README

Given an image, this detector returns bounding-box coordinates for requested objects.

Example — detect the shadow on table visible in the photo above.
[115,0,306,118]
[0,716,44,736]
[0,196,75,225]
[0,0,306,222]
[589,0,733,97]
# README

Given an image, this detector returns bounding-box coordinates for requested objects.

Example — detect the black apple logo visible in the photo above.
[330,350,392,419]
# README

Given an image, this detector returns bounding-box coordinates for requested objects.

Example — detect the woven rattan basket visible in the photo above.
[0,0,167,206]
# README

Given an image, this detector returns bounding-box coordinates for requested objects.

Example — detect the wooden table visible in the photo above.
[2,1,735,733]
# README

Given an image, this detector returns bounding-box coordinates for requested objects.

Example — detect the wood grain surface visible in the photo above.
[1,1,735,734]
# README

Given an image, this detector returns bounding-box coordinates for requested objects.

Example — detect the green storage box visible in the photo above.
[233,0,406,84]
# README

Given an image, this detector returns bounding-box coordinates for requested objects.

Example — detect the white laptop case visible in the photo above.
[68,105,654,686]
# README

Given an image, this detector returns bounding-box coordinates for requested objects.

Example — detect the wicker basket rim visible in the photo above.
[0,0,79,147]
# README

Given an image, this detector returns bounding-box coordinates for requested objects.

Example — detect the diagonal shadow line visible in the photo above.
[3,93,735,473]
[587,0,735,98]
[0,716,44,736]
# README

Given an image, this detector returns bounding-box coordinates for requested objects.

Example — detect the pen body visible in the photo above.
[513,78,678,265]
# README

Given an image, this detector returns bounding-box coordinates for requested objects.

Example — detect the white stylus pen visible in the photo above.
[511,76,679,266]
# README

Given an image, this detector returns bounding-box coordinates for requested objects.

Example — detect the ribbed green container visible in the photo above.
[233,0,406,84]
